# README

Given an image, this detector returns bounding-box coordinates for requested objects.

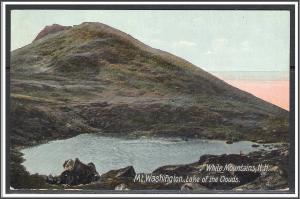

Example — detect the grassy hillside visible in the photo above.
[10,22,289,147]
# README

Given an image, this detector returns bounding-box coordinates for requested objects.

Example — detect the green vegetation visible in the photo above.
[10,149,47,189]
[9,22,289,189]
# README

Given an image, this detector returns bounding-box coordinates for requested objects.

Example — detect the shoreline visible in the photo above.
[19,134,284,176]
[10,133,289,191]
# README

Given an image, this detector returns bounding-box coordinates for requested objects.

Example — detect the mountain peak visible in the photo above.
[33,24,71,41]
[11,21,288,145]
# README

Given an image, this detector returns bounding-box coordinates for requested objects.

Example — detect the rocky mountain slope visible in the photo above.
[10,22,289,146]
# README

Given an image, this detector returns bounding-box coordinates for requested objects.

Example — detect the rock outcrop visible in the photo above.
[33,24,71,41]
[47,158,100,186]
[152,144,289,190]
[43,144,289,191]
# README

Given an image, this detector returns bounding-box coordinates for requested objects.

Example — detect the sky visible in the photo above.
[11,10,290,72]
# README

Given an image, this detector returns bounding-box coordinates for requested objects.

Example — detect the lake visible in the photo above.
[21,134,269,175]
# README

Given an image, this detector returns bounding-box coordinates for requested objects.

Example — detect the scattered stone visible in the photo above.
[101,166,136,180]
[226,140,233,144]
[181,183,207,191]
[115,166,136,178]
[43,145,289,191]
[46,175,60,184]
[115,183,130,190]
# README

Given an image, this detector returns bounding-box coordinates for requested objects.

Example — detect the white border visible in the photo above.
[1,0,7,198]
[1,1,299,4]
[294,1,299,197]
[1,1,298,198]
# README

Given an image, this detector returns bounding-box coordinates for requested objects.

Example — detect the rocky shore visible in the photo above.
[10,143,289,191]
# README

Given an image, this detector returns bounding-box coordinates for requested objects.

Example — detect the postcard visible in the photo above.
[1,1,298,198]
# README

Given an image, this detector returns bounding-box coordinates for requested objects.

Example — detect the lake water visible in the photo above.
[21,134,268,175]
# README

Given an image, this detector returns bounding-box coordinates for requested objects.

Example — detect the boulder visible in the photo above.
[181,183,208,191]
[63,159,75,171]
[115,183,130,190]
[226,140,233,144]
[102,166,136,179]
[46,175,61,184]
[115,166,136,178]
[60,158,100,185]
[95,166,136,190]
[199,154,254,165]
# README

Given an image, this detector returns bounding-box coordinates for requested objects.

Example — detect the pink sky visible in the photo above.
[224,79,289,111]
